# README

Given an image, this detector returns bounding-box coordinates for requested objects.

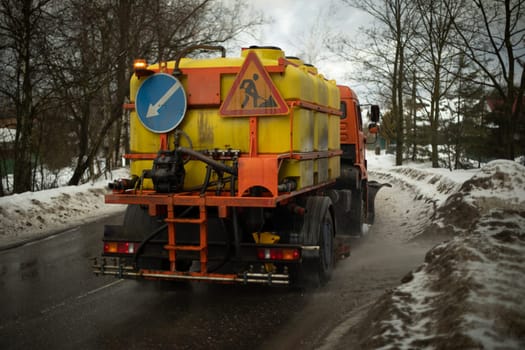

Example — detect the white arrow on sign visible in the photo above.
[146,80,182,118]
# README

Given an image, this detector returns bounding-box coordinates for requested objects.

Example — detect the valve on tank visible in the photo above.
[146,150,185,193]
[108,175,139,192]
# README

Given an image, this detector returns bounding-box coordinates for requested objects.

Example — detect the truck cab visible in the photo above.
[338,85,368,180]
[334,85,383,235]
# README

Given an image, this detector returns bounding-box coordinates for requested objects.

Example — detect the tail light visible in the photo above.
[104,242,136,254]
[256,248,300,261]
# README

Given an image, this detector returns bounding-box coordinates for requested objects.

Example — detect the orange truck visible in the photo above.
[92,46,387,286]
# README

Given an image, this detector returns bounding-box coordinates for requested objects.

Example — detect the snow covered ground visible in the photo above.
[0,154,524,348]
[0,169,128,249]
[365,154,525,349]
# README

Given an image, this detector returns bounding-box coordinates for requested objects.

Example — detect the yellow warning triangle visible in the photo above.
[220,51,289,116]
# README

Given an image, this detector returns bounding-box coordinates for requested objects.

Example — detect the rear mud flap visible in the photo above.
[367,181,392,224]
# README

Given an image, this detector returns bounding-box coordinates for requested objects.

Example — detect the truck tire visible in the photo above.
[123,205,192,272]
[123,205,164,238]
[318,210,335,285]
[295,196,335,287]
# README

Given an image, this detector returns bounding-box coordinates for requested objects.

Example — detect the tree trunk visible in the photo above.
[430,98,440,168]
[410,72,417,161]
[68,156,92,186]
[431,124,439,167]
[396,40,405,166]
[68,101,91,185]
[13,0,35,193]
[112,0,131,168]
[393,8,404,167]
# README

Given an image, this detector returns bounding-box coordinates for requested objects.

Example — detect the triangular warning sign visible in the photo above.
[220,51,289,117]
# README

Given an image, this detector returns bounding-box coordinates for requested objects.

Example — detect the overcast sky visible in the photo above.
[227,0,375,100]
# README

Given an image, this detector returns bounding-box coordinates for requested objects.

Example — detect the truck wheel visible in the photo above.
[123,205,164,238]
[318,210,335,285]
[295,197,335,288]
[123,205,192,272]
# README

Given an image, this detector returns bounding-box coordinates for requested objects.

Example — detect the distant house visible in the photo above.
[485,96,525,132]
[485,96,525,161]
[486,96,525,114]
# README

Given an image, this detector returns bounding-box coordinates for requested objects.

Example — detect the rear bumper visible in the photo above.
[92,243,321,286]
[92,257,292,285]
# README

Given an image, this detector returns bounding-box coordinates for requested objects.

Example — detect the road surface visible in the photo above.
[0,186,439,349]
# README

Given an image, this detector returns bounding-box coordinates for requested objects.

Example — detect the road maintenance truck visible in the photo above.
[92,45,387,286]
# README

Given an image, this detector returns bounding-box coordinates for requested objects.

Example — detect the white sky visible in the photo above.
[226,0,375,100]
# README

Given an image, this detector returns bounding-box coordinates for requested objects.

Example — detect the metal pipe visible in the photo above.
[173,45,226,75]
[177,147,236,175]
[92,268,289,285]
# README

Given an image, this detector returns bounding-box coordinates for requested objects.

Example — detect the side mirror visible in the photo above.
[368,123,379,134]
[370,105,380,123]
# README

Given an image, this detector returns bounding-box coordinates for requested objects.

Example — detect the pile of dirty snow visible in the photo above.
[0,169,128,248]
[356,160,525,349]
[368,155,478,241]
[430,160,525,233]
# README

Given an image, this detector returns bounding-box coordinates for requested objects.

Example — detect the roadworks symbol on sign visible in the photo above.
[220,51,289,117]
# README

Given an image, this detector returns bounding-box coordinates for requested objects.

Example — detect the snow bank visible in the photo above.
[369,153,478,208]
[430,160,525,234]
[357,160,525,349]
[368,154,479,241]
[0,127,15,142]
[0,169,128,248]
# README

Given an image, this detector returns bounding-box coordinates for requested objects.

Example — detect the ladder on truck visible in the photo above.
[163,202,208,273]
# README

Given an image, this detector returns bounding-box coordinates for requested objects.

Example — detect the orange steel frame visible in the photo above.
[107,61,343,280]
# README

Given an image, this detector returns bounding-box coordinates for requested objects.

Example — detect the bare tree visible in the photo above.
[443,54,485,169]
[336,0,419,165]
[291,1,339,66]
[0,0,267,192]
[142,0,266,63]
[42,0,265,186]
[412,0,465,168]
[0,0,53,193]
[448,0,525,160]
[43,0,114,185]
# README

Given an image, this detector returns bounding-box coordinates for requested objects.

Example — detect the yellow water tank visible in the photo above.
[128,46,340,191]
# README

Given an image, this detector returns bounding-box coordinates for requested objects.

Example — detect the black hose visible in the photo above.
[184,178,232,192]
[201,166,213,195]
[173,45,226,76]
[132,207,195,263]
[232,207,241,258]
[132,223,168,264]
[230,159,238,196]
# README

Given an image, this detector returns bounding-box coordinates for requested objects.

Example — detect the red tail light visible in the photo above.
[104,242,136,254]
[257,248,300,261]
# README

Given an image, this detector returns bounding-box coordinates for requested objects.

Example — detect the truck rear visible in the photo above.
[92,46,384,287]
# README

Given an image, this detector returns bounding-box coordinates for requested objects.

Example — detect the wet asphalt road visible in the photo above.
[0,214,309,349]
[0,205,432,349]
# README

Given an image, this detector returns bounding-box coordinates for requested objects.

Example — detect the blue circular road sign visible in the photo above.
[135,73,187,133]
